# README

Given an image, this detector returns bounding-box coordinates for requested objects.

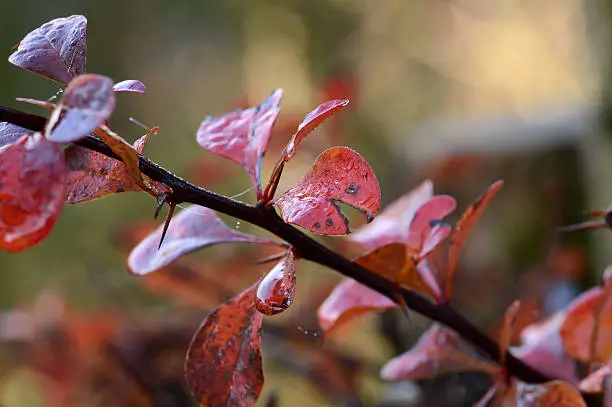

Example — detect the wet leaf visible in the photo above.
[264,99,349,201]
[500,301,520,368]
[351,180,455,252]
[128,205,279,275]
[0,133,66,252]
[580,364,612,393]
[8,15,87,84]
[276,146,380,235]
[560,286,612,363]
[185,283,264,407]
[380,324,500,381]
[47,74,116,143]
[516,381,586,407]
[256,251,296,316]
[0,122,29,148]
[196,89,282,198]
[112,79,146,94]
[317,278,396,335]
[446,180,504,301]
[512,313,578,384]
[64,128,168,203]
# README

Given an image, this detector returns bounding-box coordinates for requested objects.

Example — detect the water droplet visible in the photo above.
[235,221,241,230]
[255,253,296,316]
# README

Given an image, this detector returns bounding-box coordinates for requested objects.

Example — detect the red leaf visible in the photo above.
[256,251,296,316]
[9,15,87,85]
[0,122,29,148]
[380,324,500,381]
[112,79,146,94]
[0,133,66,252]
[185,283,264,407]
[516,380,586,407]
[276,146,381,235]
[196,89,282,198]
[263,99,350,201]
[47,74,116,143]
[317,278,395,335]
[351,180,455,252]
[128,205,280,275]
[285,99,349,161]
[446,180,503,301]
[560,286,612,363]
[64,128,167,203]
[512,313,578,384]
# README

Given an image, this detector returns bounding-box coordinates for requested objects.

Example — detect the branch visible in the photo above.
[0,105,599,405]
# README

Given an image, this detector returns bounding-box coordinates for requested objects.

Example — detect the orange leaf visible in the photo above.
[446,180,504,301]
[516,380,586,407]
[354,243,434,298]
[184,283,264,407]
[94,126,148,193]
[64,128,168,203]
[275,146,380,235]
[380,324,500,381]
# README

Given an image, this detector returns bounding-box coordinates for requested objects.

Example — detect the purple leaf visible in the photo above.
[113,80,146,94]
[128,205,281,275]
[0,123,29,148]
[47,74,116,143]
[196,89,282,198]
[9,15,87,85]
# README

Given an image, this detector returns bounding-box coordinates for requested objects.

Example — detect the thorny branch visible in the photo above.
[0,104,600,406]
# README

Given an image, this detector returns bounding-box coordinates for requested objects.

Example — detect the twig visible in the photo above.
[0,105,601,405]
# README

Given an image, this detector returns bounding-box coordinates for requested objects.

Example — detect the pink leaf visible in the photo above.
[9,15,87,85]
[276,146,381,235]
[196,89,282,198]
[380,324,500,381]
[113,80,146,94]
[128,205,280,275]
[351,180,455,253]
[47,74,116,143]
[317,278,396,335]
[511,313,579,384]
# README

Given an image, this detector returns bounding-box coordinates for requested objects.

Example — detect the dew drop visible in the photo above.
[255,252,296,316]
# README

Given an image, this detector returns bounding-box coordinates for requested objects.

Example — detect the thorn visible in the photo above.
[396,293,412,324]
[251,252,286,265]
[556,220,607,233]
[158,202,176,249]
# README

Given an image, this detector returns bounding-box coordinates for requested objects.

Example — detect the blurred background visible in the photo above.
[0,0,610,406]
